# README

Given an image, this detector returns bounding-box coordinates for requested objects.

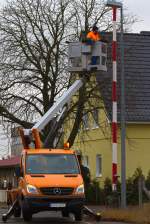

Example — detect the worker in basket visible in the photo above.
[86,25,101,66]
[86,25,101,43]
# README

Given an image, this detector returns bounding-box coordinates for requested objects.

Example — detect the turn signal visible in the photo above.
[64,142,70,149]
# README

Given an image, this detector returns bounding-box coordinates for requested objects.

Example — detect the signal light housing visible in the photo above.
[64,142,70,149]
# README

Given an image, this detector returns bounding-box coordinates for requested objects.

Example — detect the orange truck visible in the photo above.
[2,77,87,222]
[2,77,86,223]
[5,143,100,223]
[9,148,85,222]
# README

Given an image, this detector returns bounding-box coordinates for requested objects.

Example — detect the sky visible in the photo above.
[0,0,149,33]
[123,0,150,33]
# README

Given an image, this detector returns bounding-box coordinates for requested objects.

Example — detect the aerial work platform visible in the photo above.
[68,41,107,73]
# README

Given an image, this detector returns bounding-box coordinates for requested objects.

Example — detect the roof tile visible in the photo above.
[96,32,150,122]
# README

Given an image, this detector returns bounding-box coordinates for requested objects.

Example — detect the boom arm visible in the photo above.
[20,40,107,149]
[32,79,83,132]
[20,79,84,149]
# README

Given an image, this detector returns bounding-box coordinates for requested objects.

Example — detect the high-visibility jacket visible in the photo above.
[86,31,101,41]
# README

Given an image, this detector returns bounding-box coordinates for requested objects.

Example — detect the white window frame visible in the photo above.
[96,154,102,177]
[83,155,89,168]
[92,108,99,129]
[82,113,89,130]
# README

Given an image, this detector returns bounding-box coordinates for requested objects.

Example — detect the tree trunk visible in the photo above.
[67,83,86,147]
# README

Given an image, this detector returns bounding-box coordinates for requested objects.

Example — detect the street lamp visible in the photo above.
[106,0,122,8]
[106,0,126,208]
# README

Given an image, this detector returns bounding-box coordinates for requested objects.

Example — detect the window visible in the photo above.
[96,154,102,177]
[92,108,99,129]
[83,156,89,168]
[102,44,107,53]
[102,56,106,65]
[82,113,89,130]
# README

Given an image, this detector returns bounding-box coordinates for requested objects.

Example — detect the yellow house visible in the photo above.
[73,114,150,185]
[65,31,150,185]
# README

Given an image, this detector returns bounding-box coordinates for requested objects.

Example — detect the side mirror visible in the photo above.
[15,167,23,177]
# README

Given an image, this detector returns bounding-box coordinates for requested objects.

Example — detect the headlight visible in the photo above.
[26,184,38,194]
[75,184,84,194]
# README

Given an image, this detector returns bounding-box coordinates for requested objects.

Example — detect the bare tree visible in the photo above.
[0,0,137,148]
[69,0,137,39]
[0,0,72,127]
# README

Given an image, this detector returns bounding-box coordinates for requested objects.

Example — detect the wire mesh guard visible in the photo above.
[68,41,107,73]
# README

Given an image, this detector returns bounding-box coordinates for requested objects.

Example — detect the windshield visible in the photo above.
[26,154,80,174]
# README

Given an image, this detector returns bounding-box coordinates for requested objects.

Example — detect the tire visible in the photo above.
[74,209,82,221]
[14,206,21,217]
[22,199,32,222]
[61,210,69,217]
[2,214,7,222]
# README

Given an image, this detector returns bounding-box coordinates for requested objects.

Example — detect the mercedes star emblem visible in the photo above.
[53,188,61,195]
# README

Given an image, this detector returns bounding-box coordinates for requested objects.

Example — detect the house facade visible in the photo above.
[0,156,20,189]
[73,120,150,185]
[66,31,150,185]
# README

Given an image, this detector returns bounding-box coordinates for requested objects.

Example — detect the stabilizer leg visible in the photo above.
[2,199,18,222]
[83,205,101,221]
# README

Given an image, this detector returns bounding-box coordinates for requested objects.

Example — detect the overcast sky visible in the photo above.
[123,0,150,33]
[0,0,149,33]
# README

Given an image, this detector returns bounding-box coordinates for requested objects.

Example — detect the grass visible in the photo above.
[102,203,150,223]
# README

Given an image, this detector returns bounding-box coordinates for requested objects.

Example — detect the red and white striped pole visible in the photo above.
[112,6,118,191]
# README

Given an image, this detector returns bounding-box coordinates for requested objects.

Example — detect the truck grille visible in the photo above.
[40,187,74,196]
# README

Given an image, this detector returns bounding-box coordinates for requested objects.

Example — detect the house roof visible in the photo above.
[96,31,150,122]
[0,156,20,168]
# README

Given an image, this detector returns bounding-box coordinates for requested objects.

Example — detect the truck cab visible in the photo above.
[18,148,85,221]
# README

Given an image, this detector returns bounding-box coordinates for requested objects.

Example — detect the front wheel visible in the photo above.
[14,206,21,217]
[22,200,32,222]
[61,210,69,217]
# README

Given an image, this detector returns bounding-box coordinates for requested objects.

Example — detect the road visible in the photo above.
[0,208,129,224]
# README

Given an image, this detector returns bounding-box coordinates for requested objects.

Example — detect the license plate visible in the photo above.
[49,203,66,208]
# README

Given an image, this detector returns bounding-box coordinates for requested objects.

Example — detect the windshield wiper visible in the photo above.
[30,174,45,177]
[64,174,78,177]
